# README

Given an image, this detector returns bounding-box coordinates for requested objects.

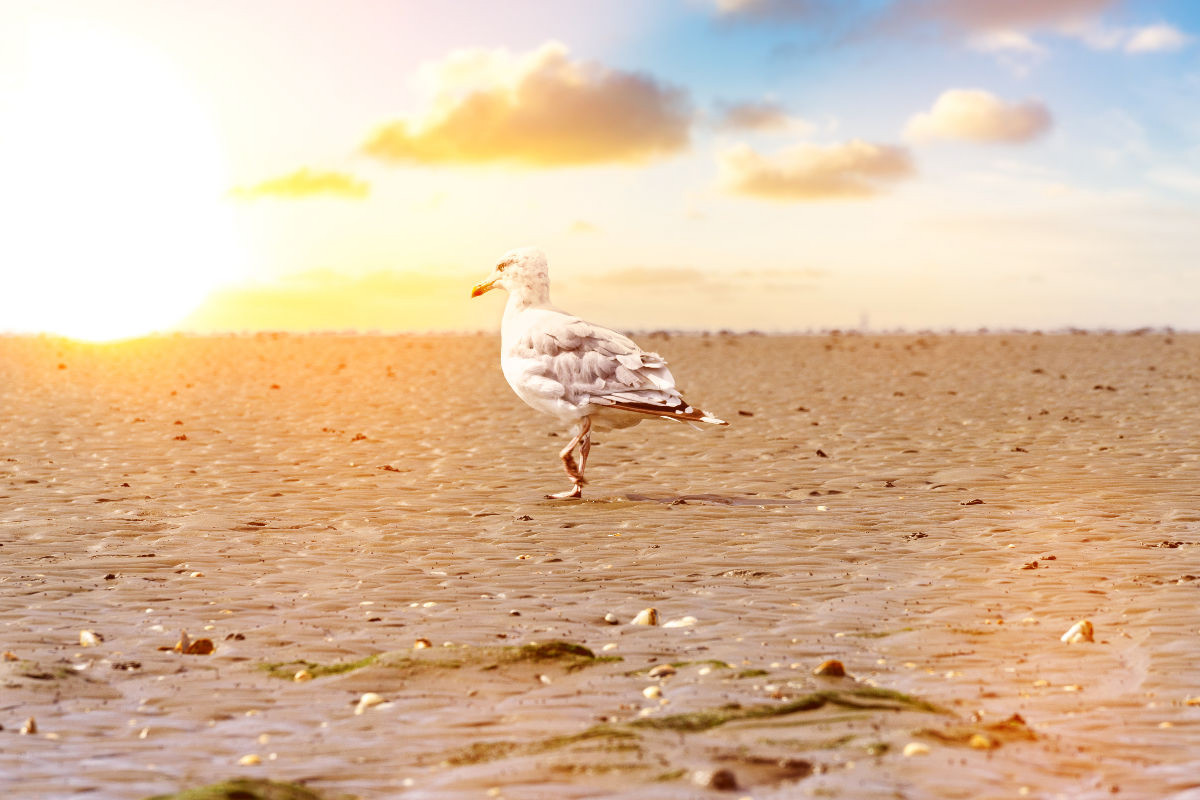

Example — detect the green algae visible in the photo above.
[261,654,379,679]
[630,688,947,733]
[262,640,618,680]
[441,725,638,767]
[734,668,770,679]
[145,778,328,800]
[438,686,947,767]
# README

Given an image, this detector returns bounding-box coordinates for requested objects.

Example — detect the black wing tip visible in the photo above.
[605,398,728,425]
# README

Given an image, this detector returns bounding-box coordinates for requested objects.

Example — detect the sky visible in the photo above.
[1,0,1198,339]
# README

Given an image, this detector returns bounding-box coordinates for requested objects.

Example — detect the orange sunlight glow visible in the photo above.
[0,22,244,342]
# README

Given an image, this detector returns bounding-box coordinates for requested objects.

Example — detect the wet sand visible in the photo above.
[1,331,1198,799]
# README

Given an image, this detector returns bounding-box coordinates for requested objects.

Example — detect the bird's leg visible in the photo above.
[556,423,589,483]
[548,420,589,499]
[578,417,592,477]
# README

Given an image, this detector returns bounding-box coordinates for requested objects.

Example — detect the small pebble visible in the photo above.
[1061,619,1095,644]
[630,608,658,626]
[355,692,385,715]
[663,616,697,628]
[413,638,432,649]
[79,630,101,647]
[19,717,37,735]
[2,652,17,661]
[902,742,930,757]
[813,659,847,677]
[602,612,620,625]
[293,669,313,682]
[692,768,738,791]
[647,664,677,678]
[642,685,663,699]
[237,754,261,766]
[968,734,995,749]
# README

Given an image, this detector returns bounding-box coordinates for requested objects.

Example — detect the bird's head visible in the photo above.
[471,246,550,300]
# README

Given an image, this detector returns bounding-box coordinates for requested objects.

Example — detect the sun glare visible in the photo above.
[0,22,244,342]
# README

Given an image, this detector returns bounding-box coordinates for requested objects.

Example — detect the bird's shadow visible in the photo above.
[541,493,809,507]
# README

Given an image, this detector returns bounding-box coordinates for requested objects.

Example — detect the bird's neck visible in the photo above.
[504,279,552,313]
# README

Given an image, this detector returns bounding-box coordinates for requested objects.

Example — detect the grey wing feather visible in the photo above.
[522,318,681,407]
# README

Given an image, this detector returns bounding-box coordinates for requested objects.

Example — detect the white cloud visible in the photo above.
[1062,20,1192,53]
[905,89,1052,144]
[713,100,815,135]
[969,29,1047,56]
[1125,23,1192,53]
[718,139,914,200]
[362,42,691,166]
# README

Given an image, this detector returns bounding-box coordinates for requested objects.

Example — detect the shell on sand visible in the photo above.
[813,659,847,677]
[630,608,658,626]
[1061,620,1095,644]
[355,692,386,715]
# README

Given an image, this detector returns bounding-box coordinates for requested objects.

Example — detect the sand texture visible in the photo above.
[2,331,1199,799]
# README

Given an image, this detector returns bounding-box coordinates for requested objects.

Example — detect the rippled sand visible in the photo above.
[2,332,1198,799]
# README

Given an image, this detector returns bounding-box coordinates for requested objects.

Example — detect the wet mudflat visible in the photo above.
[1,332,1198,799]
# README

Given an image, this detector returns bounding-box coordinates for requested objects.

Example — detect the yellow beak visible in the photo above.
[471,278,497,298]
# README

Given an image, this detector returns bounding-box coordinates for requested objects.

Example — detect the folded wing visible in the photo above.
[513,315,726,424]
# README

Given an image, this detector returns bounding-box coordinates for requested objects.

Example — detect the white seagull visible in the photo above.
[471,247,728,499]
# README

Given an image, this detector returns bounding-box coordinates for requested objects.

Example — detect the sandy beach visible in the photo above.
[1,331,1198,799]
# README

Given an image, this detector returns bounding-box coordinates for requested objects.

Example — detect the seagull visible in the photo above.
[471,246,728,499]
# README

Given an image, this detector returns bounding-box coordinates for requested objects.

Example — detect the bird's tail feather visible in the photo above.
[601,398,728,426]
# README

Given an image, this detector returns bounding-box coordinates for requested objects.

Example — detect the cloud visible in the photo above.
[1123,23,1192,53]
[717,0,1185,56]
[361,42,691,167]
[712,0,838,21]
[894,0,1119,35]
[968,29,1047,56]
[884,2,1191,56]
[904,89,1052,144]
[719,139,914,200]
[966,30,1049,75]
[714,0,1116,31]
[232,168,369,199]
[714,101,812,134]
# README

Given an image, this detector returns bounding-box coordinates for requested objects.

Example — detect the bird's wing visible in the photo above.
[510,313,719,421]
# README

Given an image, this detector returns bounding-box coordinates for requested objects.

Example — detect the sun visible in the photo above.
[0,21,244,342]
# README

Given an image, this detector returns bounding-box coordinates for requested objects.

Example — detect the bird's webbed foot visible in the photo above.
[546,482,584,500]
